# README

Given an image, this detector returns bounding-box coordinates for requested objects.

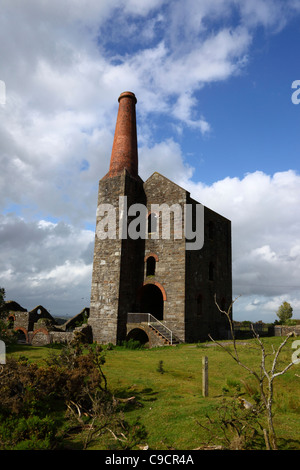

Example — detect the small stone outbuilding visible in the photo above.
[1,300,91,346]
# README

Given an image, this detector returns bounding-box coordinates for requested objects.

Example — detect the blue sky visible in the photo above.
[1,0,300,323]
[147,18,300,185]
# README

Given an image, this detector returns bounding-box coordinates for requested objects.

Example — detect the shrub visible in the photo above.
[0,415,59,450]
[156,360,165,374]
[120,339,144,350]
[0,341,147,450]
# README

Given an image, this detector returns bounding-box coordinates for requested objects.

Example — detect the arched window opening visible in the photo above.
[209,262,214,281]
[148,213,158,234]
[146,256,156,276]
[197,294,203,316]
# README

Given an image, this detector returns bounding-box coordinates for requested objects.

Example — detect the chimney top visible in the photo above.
[118,91,137,103]
[104,91,138,179]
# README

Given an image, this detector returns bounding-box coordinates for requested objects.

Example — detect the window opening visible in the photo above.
[146,256,156,276]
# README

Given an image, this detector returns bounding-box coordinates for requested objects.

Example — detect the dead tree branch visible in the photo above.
[209,294,296,450]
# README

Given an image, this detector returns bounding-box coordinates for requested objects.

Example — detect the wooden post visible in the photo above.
[202,356,208,397]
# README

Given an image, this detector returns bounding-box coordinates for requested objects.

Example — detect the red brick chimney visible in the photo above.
[105,91,138,179]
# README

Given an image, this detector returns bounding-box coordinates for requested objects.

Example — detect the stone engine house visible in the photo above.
[88,92,232,346]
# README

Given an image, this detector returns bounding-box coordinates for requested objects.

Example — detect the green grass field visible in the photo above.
[7,337,300,450]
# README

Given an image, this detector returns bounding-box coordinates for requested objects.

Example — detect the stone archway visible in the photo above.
[126,327,149,345]
[15,327,29,344]
[139,283,164,320]
[31,328,50,346]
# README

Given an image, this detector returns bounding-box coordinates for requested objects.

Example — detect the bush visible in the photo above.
[156,360,165,374]
[0,415,59,450]
[0,342,108,449]
[198,398,265,450]
[120,339,144,350]
[0,318,17,344]
[0,341,147,450]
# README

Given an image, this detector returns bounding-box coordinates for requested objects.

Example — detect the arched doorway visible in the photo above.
[140,283,164,320]
[15,328,28,344]
[126,328,149,345]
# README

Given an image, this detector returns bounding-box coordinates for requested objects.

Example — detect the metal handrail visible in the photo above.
[127,312,174,344]
[147,313,173,345]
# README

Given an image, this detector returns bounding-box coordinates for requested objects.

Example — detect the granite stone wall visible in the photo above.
[88,170,145,344]
[185,201,232,342]
[88,92,232,346]
[89,170,232,345]
[143,172,187,342]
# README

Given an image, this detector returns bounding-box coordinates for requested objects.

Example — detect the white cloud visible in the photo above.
[172,92,211,134]
[2,163,300,322]
[0,0,256,180]
[0,215,94,315]
[180,169,300,321]
[1,0,300,321]
[29,260,92,290]
[1,0,293,224]
[139,139,194,183]
[121,0,165,16]
[151,163,300,319]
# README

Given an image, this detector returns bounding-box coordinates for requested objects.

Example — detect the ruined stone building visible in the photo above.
[1,300,91,346]
[88,92,232,347]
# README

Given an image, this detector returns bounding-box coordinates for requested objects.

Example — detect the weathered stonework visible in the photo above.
[274,325,300,336]
[89,170,146,344]
[88,92,232,346]
[2,301,91,346]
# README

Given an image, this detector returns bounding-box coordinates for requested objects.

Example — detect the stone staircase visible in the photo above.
[147,318,181,346]
[127,313,181,346]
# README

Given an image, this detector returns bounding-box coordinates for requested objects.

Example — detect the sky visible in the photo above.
[1,0,300,323]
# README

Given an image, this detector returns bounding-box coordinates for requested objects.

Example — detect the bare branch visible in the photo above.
[107,428,127,443]
[210,294,296,450]
[271,332,294,376]
[212,295,261,381]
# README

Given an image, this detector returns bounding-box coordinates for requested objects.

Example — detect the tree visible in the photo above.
[0,287,5,311]
[0,288,16,344]
[276,301,293,324]
[209,294,296,450]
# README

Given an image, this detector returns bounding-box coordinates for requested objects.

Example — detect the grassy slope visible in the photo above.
[7,338,300,450]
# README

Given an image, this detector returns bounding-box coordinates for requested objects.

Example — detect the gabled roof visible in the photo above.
[144,171,191,195]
